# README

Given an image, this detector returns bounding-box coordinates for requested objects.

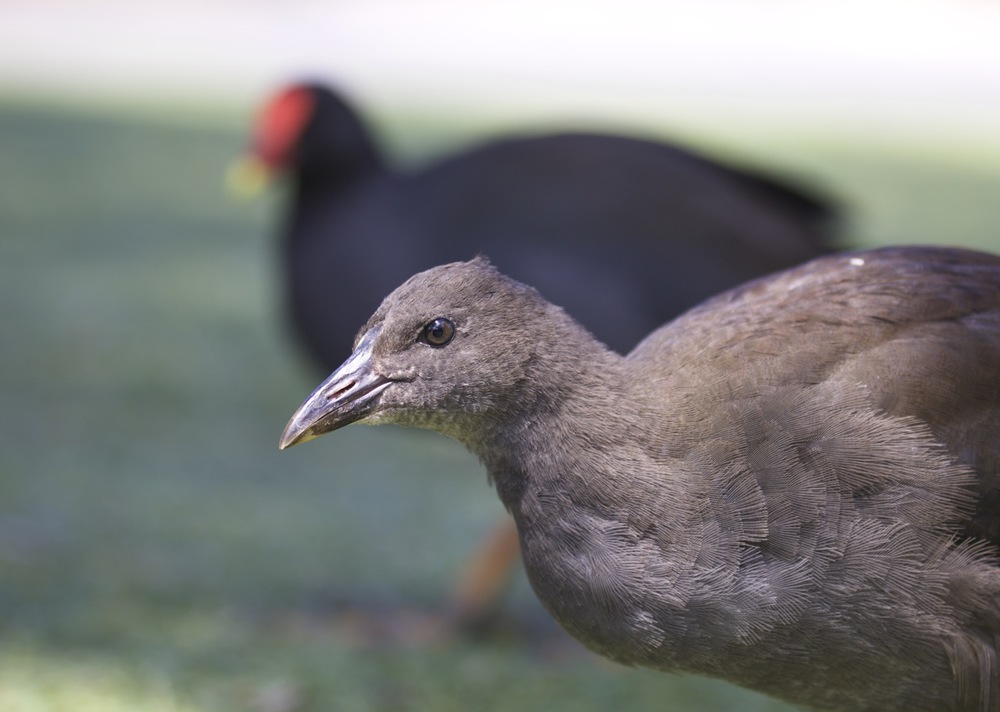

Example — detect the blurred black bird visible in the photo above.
[281,247,1000,712]
[235,81,842,624]
[234,82,840,364]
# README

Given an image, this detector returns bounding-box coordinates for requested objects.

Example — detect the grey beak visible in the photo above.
[279,327,390,449]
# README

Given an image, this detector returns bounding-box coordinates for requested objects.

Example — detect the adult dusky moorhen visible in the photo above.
[236,82,840,365]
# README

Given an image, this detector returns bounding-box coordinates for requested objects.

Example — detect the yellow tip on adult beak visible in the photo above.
[225,156,271,199]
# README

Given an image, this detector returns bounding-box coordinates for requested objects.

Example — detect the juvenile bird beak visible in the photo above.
[279,327,390,449]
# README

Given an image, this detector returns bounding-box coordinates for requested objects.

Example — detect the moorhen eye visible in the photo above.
[421,317,455,347]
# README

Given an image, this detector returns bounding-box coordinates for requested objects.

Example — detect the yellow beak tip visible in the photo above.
[225,157,271,198]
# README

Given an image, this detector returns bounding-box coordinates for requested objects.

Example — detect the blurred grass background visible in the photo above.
[1,78,999,712]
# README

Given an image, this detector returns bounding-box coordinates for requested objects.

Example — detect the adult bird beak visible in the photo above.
[279,327,391,449]
[225,155,271,199]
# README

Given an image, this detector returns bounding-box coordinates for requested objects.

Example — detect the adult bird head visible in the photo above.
[279,257,558,449]
[227,82,378,197]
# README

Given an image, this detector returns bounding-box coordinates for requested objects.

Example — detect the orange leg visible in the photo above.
[448,519,522,628]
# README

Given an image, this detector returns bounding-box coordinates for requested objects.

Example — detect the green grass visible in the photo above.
[1,96,998,711]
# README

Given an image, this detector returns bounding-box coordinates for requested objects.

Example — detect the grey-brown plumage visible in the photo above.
[280,246,1000,712]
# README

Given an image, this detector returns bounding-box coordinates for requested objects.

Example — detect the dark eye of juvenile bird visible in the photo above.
[420,317,455,347]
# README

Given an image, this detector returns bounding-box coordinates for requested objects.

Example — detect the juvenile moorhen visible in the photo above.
[280,247,1000,712]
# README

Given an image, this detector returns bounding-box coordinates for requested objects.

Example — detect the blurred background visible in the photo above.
[1,1,999,710]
